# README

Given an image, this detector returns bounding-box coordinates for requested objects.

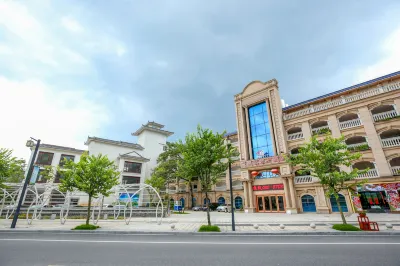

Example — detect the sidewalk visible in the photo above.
[1,211,399,233]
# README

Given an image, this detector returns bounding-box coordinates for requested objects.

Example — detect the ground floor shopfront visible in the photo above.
[170,191,245,210]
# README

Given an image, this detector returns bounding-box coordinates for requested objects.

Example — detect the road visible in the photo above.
[0,232,399,266]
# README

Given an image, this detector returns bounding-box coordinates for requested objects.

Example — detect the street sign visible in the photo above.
[30,166,40,184]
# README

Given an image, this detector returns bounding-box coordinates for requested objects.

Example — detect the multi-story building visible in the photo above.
[26,121,173,206]
[172,71,400,214]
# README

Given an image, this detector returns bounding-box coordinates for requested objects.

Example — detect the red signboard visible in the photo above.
[252,184,284,191]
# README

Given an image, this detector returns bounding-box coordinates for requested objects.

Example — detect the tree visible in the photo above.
[287,135,368,225]
[179,125,238,226]
[59,152,120,225]
[0,148,26,186]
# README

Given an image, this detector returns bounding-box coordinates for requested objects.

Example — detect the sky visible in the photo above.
[1,0,400,161]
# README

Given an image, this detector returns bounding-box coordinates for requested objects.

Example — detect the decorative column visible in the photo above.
[288,177,297,212]
[248,181,255,212]
[243,181,249,208]
[244,107,253,160]
[315,186,330,214]
[328,115,341,138]
[283,177,291,209]
[301,121,312,141]
[358,107,392,176]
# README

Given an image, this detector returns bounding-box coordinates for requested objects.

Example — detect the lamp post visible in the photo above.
[11,138,41,229]
[227,140,235,231]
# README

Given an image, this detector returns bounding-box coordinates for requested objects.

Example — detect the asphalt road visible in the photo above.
[0,232,399,266]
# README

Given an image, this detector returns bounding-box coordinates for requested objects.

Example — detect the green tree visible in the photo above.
[59,152,120,225]
[180,125,238,226]
[0,148,26,186]
[287,135,368,225]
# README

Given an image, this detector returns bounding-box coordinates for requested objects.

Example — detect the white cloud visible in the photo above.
[61,16,84,33]
[0,77,110,161]
[355,25,400,82]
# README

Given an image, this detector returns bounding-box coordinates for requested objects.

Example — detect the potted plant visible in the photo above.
[358,211,367,217]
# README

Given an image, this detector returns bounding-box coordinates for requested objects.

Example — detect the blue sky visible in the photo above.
[1,0,400,160]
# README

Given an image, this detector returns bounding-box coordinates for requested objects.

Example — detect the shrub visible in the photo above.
[209,203,219,211]
[198,225,221,232]
[332,224,361,231]
[172,211,189,214]
[72,224,100,230]
[348,144,370,152]
[313,128,331,135]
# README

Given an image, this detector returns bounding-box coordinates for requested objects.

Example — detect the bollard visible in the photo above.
[50,214,56,220]
[310,223,316,229]
[170,224,175,230]
[385,223,393,230]
[253,224,259,229]
[279,224,285,229]
[103,214,108,220]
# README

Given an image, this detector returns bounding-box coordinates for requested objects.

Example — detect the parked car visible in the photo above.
[192,206,203,211]
[216,205,227,212]
[209,203,219,211]
[103,204,114,208]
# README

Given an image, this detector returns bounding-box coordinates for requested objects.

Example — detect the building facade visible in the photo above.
[172,71,400,214]
[26,122,173,206]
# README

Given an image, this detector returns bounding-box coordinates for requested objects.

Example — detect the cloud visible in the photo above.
[0,77,110,160]
[61,16,84,33]
[355,25,400,82]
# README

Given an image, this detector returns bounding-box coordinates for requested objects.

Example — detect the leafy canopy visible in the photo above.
[0,148,26,186]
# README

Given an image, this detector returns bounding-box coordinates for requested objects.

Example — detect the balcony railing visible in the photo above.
[356,169,379,179]
[391,166,400,176]
[232,184,243,190]
[381,136,400,148]
[294,175,319,184]
[231,170,241,176]
[339,118,362,130]
[287,132,304,141]
[311,125,330,135]
[168,189,176,194]
[283,81,400,120]
[215,185,227,191]
[178,188,186,192]
[193,188,198,192]
[373,110,398,122]
[347,142,369,151]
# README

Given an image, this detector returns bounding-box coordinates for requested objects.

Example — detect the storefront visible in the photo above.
[352,183,400,213]
[253,183,286,213]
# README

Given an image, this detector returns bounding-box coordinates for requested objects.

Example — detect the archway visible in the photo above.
[301,195,316,212]
[203,198,210,205]
[218,197,225,206]
[180,198,185,208]
[234,196,243,209]
[330,194,348,212]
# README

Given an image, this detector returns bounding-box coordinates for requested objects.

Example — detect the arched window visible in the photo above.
[180,198,185,208]
[203,198,210,205]
[192,197,197,207]
[218,197,225,205]
[330,194,348,212]
[301,195,316,212]
[234,197,243,209]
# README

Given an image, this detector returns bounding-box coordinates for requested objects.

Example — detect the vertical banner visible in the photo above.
[30,166,40,185]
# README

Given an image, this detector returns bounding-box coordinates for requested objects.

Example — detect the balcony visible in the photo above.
[283,81,400,120]
[353,161,379,179]
[390,157,400,176]
[232,180,243,190]
[391,166,400,176]
[346,136,370,152]
[178,187,187,193]
[372,105,399,122]
[215,183,227,191]
[168,187,177,194]
[287,127,304,141]
[339,113,362,130]
[231,169,241,176]
[380,129,400,148]
[311,124,331,135]
[294,175,319,184]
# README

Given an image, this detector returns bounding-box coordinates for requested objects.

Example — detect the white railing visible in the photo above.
[231,170,241,176]
[311,125,330,134]
[372,110,398,122]
[381,136,400,148]
[294,175,319,184]
[215,186,227,191]
[347,142,368,149]
[356,169,379,179]
[288,132,304,141]
[391,166,400,176]
[178,188,186,192]
[193,188,198,192]
[168,189,177,194]
[339,118,362,130]
[283,81,400,120]
[232,184,243,190]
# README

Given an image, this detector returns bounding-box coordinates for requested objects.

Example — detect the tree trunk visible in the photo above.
[189,181,194,209]
[86,195,92,225]
[334,193,347,225]
[205,190,211,226]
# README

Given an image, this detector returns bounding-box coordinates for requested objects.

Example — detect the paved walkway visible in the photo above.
[1,211,399,233]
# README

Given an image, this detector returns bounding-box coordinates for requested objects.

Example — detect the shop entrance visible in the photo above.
[359,191,390,213]
[256,195,285,213]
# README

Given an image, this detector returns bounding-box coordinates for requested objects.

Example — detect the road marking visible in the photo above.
[1,239,399,245]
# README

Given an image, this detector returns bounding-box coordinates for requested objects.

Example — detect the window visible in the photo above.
[256,171,278,179]
[218,197,225,205]
[123,161,142,173]
[59,154,75,166]
[54,171,64,183]
[248,102,274,159]
[36,152,54,165]
[234,197,243,209]
[122,176,140,184]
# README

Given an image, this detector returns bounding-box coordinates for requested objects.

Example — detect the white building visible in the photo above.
[26,122,173,206]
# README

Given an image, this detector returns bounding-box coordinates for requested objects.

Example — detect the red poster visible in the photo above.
[252,184,284,191]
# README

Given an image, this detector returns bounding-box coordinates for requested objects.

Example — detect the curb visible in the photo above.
[1,229,400,236]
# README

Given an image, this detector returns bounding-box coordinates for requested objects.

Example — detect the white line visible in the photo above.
[0,239,399,245]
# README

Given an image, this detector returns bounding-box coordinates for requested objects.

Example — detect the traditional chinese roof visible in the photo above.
[84,137,144,150]
[283,71,400,111]
[132,121,174,137]
[118,151,150,162]
[39,144,86,153]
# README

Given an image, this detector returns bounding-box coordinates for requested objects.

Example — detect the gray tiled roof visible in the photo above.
[85,137,144,150]
[39,144,86,153]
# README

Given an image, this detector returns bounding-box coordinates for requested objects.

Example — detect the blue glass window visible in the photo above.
[248,102,274,159]
[218,197,225,205]
[256,171,279,179]
[234,197,243,209]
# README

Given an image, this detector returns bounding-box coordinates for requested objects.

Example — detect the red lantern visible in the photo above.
[271,168,280,175]
[251,171,259,177]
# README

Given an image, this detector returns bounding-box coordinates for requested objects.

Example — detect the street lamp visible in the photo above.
[226,139,236,231]
[11,137,41,229]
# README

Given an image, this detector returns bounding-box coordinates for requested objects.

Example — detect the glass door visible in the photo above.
[257,197,264,212]
[264,196,271,211]
[278,196,285,212]
[270,196,277,211]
